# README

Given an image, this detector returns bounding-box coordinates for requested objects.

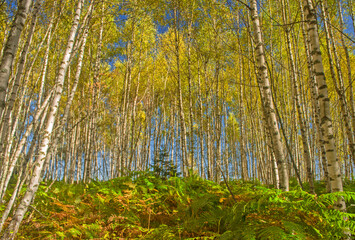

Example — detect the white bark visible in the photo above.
[0,0,84,238]
[0,92,52,201]
[0,1,40,192]
[303,0,345,211]
[281,0,314,193]
[0,0,32,118]
[0,164,25,232]
[250,0,289,191]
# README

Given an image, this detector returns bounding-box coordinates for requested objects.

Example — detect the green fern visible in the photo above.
[67,227,82,238]
[257,226,289,240]
[282,221,309,239]
[143,224,177,240]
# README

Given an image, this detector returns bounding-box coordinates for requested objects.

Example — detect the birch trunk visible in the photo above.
[0,0,32,117]
[337,1,355,160]
[0,0,40,157]
[322,1,355,166]
[0,92,52,201]
[0,1,83,238]
[303,0,345,211]
[250,0,289,191]
[0,162,27,232]
[174,5,188,176]
[281,0,314,193]
[197,63,205,178]
[239,54,248,181]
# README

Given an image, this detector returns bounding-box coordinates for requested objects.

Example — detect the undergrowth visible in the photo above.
[1,172,354,239]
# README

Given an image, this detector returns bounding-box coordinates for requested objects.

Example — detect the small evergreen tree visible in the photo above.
[152,149,180,180]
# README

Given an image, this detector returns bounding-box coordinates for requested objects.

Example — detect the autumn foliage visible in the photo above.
[2,173,353,239]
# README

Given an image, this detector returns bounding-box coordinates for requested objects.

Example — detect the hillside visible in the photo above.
[4,173,354,239]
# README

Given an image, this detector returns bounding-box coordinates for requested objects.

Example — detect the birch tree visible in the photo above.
[249,0,289,191]
[1,0,84,238]
[0,0,32,118]
[303,0,346,211]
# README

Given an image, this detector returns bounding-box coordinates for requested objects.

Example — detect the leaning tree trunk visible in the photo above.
[0,0,32,118]
[0,1,84,238]
[0,1,42,199]
[0,92,52,202]
[0,0,40,160]
[0,162,27,232]
[249,0,289,191]
[303,0,346,211]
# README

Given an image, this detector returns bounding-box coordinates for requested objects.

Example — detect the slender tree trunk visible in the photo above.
[303,0,346,212]
[281,0,314,193]
[197,63,205,178]
[185,8,195,174]
[76,125,82,183]
[0,92,51,201]
[214,61,222,183]
[37,6,58,107]
[0,0,32,118]
[250,0,289,191]
[239,52,248,181]
[0,1,40,161]
[323,2,355,166]
[1,1,83,238]
[0,162,27,232]
[337,2,355,153]
[299,1,331,192]
[173,5,188,176]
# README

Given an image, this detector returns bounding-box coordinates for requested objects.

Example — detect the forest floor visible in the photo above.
[2,173,354,239]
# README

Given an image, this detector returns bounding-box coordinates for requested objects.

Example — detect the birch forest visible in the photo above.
[0,0,354,239]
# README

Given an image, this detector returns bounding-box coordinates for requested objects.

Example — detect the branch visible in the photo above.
[235,0,252,11]
[29,205,48,219]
